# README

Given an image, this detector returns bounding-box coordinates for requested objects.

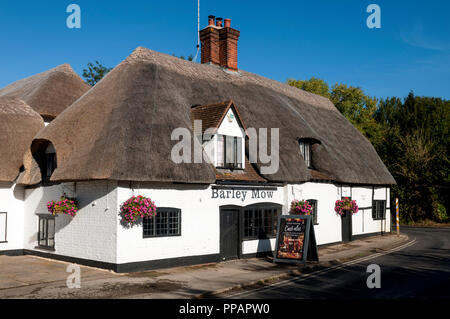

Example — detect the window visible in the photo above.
[38,215,55,249]
[143,208,181,238]
[46,153,57,179]
[217,135,243,169]
[243,205,281,239]
[372,200,386,220]
[44,144,57,181]
[0,212,7,243]
[299,140,312,168]
[307,199,318,225]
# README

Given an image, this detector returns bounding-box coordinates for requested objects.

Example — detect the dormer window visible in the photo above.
[217,135,243,169]
[44,144,57,180]
[299,140,312,168]
[190,100,247,171]
[32,139,58,184]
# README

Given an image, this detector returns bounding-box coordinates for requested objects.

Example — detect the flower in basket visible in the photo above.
[334,198,359,216]
[290,200,313,215]
[120,195,157,225]
[47,195,78,217]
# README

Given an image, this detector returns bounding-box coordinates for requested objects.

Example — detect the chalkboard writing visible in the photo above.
[274,215,318,265]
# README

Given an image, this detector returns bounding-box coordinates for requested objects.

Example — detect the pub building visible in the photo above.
[0,16,395,272]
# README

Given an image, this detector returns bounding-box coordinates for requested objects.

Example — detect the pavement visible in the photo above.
[0,232,410,299]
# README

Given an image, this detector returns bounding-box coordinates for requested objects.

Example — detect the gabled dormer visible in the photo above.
[191,100,246,170]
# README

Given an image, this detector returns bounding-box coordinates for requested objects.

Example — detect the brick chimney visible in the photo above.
[219,19,240,71]
[200,15,240,71]
[200,15,220,65]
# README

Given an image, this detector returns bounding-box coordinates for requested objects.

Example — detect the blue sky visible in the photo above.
[0,0,449,99]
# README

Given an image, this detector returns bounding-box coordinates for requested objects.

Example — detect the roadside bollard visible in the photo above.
[396,198,400,236]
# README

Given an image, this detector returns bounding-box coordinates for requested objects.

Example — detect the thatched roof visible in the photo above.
[0,64,90,120]
[24,47,395,185]
[0,97,44,182]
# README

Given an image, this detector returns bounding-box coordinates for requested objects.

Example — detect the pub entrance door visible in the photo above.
[219,207,240,261]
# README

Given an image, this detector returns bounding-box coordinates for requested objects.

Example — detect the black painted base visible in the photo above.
[0,249,24,256]
[0,231,390,273]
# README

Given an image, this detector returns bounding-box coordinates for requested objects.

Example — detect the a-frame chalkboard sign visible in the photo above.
[273,215,319,265]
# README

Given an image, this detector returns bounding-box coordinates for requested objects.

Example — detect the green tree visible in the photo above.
[330,83,383,147]
[82,61,113,86]
[287,77,330,98]
[288,77,450,223]
[173,54,194,61]
[287,78,383,147]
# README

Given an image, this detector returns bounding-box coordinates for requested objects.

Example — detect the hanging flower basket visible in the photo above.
[290,200,313,215]
[47,195,78,217]
[335,198,359,216]
[120,195,157,225]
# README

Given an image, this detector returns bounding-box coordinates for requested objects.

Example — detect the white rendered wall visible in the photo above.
[0,182,25,251]
[353,186,391,235]
[23,181,118,263]
[116,182,285,263]
[19,180,391,265]
[288,183,342,245]
[288,183,392,245]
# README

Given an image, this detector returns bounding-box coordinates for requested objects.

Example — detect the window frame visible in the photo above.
[217,134,243,170]
[299,140,313,169]
[0,212,7,243]
[372,200,386,220]
[306,199,319,225]
[37,214,56,250]
[242,204,282,240]
[143,208,182,238]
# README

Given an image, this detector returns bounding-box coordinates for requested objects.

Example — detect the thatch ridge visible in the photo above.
[0,64,90,119]
[25,47,395,186]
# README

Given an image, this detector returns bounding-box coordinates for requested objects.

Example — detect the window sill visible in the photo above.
[216,166,244,171]
[34,246,56,252]
[143,234,182,239]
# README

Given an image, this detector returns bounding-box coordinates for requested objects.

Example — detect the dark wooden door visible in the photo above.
[220,208,240,261]
[341,210,352,242]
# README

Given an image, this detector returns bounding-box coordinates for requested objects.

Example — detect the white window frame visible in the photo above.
[0,212,7,243]
[216,134,243,169]
[299,140,312,168]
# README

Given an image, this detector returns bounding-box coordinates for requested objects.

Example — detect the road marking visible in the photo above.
[227,238,416,298]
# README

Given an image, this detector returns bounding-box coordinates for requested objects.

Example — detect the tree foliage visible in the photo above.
[173,54,194,61]
[288,78,450,223]
[82,61,113,86]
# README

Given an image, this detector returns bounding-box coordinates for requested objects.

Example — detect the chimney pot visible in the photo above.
[216,17,223,27]
[224,18,231,28]
[208,15,215,26]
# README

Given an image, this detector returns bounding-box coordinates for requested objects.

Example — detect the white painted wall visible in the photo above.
[217,108,244,138]
[15,180,391,265]
[288,183,342,245]
[0,182,25,251]
[116,182,286,263]
[353,186,391,235]
[23,181,118,263]
[289,183,391,245]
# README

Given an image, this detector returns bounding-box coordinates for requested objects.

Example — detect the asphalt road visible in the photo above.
[224,227,450,299]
